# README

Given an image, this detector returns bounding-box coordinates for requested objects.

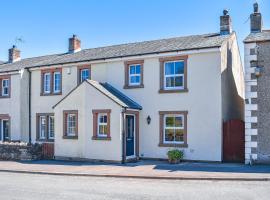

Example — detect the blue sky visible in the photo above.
[0,0,269,61]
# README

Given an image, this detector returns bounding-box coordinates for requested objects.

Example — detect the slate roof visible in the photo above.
[0,32,232,73]
[244,30,270,43]
[54,80,142,110]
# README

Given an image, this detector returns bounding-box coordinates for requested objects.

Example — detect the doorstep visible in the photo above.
[0,160,269,181]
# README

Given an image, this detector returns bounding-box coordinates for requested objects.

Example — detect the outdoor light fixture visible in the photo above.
[255,66,262,77]
[147,116,151,125]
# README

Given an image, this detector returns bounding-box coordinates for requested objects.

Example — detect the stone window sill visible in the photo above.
[92,136,111,141]
[62,136,78,139]
[158,143,188,148]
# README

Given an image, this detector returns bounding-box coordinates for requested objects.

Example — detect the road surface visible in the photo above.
[0,172,269,200]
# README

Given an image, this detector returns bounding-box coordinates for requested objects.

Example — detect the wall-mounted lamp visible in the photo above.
[147,116,151,125]
[255,66,263,77]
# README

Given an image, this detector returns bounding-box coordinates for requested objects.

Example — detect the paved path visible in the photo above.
[0,160,270,180]
[0,172,270,200]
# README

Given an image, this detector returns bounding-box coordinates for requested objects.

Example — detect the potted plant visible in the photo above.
[167,149,184,164]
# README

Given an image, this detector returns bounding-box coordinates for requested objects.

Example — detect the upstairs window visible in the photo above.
[77,65,91,84]
[124,60,144,89]
[0,76,11,98]
[159,56,188,93]
[164,61,184,90]
[129,64,141,86]
[41,69,62,95]
[2,79,10,96]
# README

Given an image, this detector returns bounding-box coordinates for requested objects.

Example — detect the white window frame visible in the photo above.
[53,72,61,93]
[2,79,9,96]
[48,116,54,139]
[39,116,47,140]
[164,60,184,90]
[80,68,90,82]
[163,114,184,144]
[66,114,76,136]
[128,64,141,86]
[43,73,51,94]
[97,113,108,137]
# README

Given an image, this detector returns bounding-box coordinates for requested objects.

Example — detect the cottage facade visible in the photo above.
[0,11,244,163]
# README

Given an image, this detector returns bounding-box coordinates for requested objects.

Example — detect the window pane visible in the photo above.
[49,116,54,138]
[175,61,184,74]
[175,76,183,87]
[40,116,46,139]
[54,72,61,93]
[175,129,184,142]
[175,116,183,127]
[165,129,174,142]
[165,117,175,127]
[130,76,137,83]
[165,62,174,75]
[135,65,141,74]
[165,77,174,87]
[44,73,51,93]
[129,65,136,74]
[81,69,90,82]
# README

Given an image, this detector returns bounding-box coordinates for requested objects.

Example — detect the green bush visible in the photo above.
[167,149,184,161]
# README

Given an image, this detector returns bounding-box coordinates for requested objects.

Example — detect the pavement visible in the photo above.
[1,172,270,200]
[0,160,270,181]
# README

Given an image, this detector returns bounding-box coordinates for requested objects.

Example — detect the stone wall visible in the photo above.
[0,142,42,161]
[256,41,270,163]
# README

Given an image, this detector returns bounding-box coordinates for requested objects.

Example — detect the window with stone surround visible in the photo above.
[0,76,11,98]
[41,68,62,95]
[92,109,111,140]
[159,111,188,147]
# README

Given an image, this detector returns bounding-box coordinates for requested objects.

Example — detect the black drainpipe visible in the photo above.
[27,69,32,144]
[121,108,126,164]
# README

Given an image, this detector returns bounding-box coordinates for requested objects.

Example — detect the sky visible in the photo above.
[0,0,269,61]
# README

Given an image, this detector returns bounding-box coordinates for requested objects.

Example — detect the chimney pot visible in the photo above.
[220,10,232,35]
[69,34,81,53]
[8,45,21,63]
[254,2,259,13]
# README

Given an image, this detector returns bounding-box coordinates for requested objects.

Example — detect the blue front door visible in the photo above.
[126,115,135,157]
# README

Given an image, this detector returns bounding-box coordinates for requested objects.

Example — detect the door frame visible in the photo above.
[0,114,10,142]
[125,114,136,159]
[124,110,139,161]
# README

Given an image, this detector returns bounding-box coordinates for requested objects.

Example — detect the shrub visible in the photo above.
[167,149,184,163]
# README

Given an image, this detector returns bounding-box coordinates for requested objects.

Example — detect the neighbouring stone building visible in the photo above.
[244,3,270,164]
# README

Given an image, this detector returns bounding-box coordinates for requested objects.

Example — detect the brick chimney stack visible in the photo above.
[69,34,81,53]
[250,2,262,33]
[220,9,232,35]
[9,45,21,63]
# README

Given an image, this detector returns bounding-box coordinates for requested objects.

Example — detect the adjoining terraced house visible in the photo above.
[244,3,270,164]
[0,10,244,163]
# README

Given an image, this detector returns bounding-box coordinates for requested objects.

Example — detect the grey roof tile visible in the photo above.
[0,32,231,73]
[244,30,270,43]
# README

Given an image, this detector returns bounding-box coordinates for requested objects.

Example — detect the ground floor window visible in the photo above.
[36,113,54,141]
[0,117,10,141]
[63,110,78,139]
[92,109,111,140]
[159,111,188,147]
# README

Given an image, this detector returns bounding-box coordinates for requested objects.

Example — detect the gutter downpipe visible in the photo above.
[27,68,32,144]
[121,107,127,164]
